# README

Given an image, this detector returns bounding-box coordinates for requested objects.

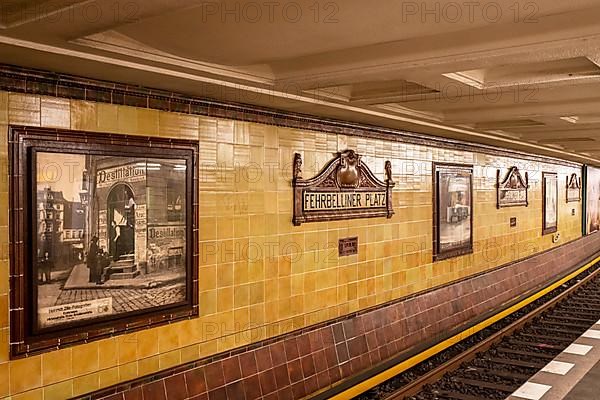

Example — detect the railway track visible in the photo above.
[352,262,600,400]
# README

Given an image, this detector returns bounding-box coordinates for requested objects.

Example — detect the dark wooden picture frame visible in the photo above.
[9,126,199,358]
[542,172,558,235]
[433,163,474,261]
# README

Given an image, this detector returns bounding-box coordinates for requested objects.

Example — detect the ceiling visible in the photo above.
[2,0,600,164]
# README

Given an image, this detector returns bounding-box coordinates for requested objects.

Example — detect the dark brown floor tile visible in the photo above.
[283,338,299,361]
[273,364,290,388]
[269,342,286,366]
[291,382,306,399]
[239,352,258,377]
[255,347,273,371]
[242,375,262,400]
[328,367,341,383]
[320,327,335,347]
[204,362,225,390]
[332,324,345,344]
[164,374,188,400]
[225,381,245,400]
[296,334,311,356]
[185,368,207,396]
[222,356,242,383]
[301,355,316,377]
[207,387,227,400]
[308,330,323,352]
[304,375,319,396]
[316,370,331,389]
[142,381,166,400]
[123,387,142,400]
[101,395,123,400]
[258,369,277,396]
[313,350,327,373]
[262,393,278,400]
[342,319,356,339]
[278,387,294,400]
[336,344,349,363]
[287,359,303,383]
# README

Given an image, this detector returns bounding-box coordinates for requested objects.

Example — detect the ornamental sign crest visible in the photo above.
[292,150,394,226]
[566,173,581,202]
[497,166,529,208]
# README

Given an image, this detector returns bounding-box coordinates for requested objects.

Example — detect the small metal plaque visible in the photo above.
[339,237,358,257]
[510,217,517,227]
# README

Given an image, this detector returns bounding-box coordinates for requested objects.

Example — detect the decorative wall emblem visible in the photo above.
[292,150,394,225]
[497,166,529,208]
[566,173,581,202]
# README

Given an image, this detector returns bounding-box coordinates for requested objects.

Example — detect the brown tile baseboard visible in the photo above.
[76,233,600,400]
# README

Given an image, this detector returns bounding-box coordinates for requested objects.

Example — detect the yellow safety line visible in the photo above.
[331,254,600,400]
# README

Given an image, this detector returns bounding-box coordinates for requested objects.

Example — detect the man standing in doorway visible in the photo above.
[88,235,101,284]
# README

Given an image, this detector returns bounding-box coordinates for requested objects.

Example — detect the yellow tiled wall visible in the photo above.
[0,92,583,399]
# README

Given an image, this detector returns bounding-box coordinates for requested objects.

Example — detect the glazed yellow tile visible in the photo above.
[98,367,119,388]
[137,108,160,136]
[136,328,159,358]
[115,334,138,365]
[72,373,100,397]
[138,356,160,376]
[116,105,138,134]
[0,92,7,123]
[159,112,198,139]
[42,348,72,385]
[9,94,40,126]
[41,97,70,128]
[200,289,217,315]
[9,355,42,393]
[70,100,97,131]
[43,380,73,400]
[72,342,99,376]
[96,103,119,132]
[0,294,7,328]
[118,361,138,381]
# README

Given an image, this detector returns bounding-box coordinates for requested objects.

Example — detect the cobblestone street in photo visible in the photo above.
[55,284,186,313]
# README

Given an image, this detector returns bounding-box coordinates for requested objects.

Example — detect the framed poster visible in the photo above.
[9,126,199,357]
[542,172,558,235]
[433,163,473,261]
[585,166,600,235]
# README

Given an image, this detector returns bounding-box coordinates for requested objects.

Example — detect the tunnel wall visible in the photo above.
[0,66,589,399]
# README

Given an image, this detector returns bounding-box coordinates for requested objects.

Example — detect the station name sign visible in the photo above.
[292,150,394,225]
[303,191,387,211]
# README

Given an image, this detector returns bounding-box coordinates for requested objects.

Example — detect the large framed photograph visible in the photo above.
[542,172,558,235]
[433,163,473,261]
[9,127,198,357]
[585,166,600,235]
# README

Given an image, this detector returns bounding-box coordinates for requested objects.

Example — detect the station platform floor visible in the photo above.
[507,319,600,400]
